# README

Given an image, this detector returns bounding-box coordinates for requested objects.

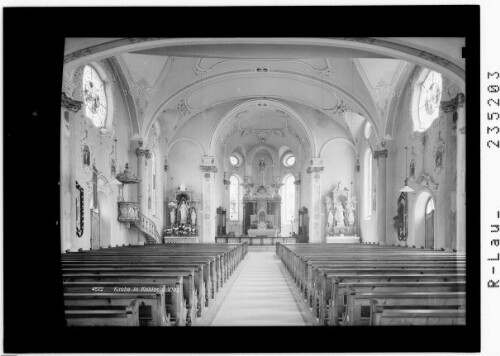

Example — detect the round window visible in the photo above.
[82,65,107,128]
[230,155,239,166]
[283,154,296,167]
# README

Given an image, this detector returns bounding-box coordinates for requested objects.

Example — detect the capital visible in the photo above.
[440,93,465,113]
[61,92,83,112]
[136,147,151,158]
[223,179,231,185]
[294,179,301,186]
[373,149,388,160]
[200,165,218,173]
[307,166,324,174]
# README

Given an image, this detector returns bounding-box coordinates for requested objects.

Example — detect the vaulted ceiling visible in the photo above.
[64,38,465,153]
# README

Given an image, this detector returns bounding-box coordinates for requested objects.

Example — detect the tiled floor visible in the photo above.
[208,252,315,326]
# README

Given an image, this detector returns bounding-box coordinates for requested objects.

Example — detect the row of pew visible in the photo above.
[62,243,247,326]
[276,243,466,326]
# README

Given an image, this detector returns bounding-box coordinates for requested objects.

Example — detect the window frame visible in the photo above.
[411,69,443,132]
[82,64,109,129]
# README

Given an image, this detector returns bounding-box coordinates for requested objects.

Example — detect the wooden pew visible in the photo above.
[62,271,196,325]
[62,265,206,317]
[63,280,186,326]
[64,292,170,326]
[343,291,466,326]
[65,299,140,326]
[370,299,466,325]
[327,280,466,325]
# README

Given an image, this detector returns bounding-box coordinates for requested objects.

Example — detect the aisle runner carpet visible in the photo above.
[209,251,314,326]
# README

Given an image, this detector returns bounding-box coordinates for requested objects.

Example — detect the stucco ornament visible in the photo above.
[433,131,445,175]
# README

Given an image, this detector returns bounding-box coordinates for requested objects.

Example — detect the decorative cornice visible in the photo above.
[136,147,151,158]
[61,92,83,112]
[373,149,388,159]
[440,93,465,113]
[307,167,324,174]
[200,165,218,173]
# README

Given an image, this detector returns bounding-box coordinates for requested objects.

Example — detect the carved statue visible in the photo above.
[346,201,355,227]
[334,181,346,191]
[258,159,266,186]
[334,201,345,227]
[170,208,176,225]
[179,200,189,224]
[327,210,334,228]
[191,209,197,226]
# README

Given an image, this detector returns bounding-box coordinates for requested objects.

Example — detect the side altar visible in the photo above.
[163,186,199,242]
[325,181,360,244]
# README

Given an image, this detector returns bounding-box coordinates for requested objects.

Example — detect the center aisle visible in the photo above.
[205,250,316,326]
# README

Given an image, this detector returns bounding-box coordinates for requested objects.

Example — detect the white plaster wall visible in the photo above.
[389,70,459,250]
[60,61,139,252]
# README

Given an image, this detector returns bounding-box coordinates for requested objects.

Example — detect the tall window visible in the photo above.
[413,70,442,132]
[364,148,373,218]
[151,153,156,215]
[282,175,296,224]
[229,175,239,221]
[426,197,435,215]
[82,65,107,128]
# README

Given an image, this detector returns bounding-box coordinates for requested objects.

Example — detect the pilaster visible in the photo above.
[374,147,388,245]
[307,158,324,243]
[200,156,218,243]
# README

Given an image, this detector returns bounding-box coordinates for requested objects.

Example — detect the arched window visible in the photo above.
[364,148,373,218]
[413,70,443,132]
[282,175,296,224]
[229,175,240,221]
[426,197,435,214]
[82,65,108,128]
[151,153,156,215]
[364,121,372,140]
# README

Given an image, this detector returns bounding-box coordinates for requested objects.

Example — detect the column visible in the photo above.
[294,173,301,234]
[441,93,465,251]
[200,156,218,243]
[307,158,324,243]
[136,142,151,213]
[374,147,388,245]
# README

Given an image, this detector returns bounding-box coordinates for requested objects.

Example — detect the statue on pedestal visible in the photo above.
[334,201,345,227]
[346,201,355,227]
[179,200,189,224]
[170,208,176,225]
[191,209,197,226]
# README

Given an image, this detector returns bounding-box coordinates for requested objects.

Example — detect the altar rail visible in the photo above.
[216,236,296,245]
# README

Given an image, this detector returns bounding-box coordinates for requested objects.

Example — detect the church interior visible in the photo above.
[59,37,467,328]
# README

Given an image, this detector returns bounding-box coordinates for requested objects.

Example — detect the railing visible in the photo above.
[135,212,161,244]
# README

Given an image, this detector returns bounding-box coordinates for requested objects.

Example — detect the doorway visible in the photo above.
[424,197,435,249]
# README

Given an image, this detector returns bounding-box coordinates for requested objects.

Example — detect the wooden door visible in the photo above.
[425,210,434,249]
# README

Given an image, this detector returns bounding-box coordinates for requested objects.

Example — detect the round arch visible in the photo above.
[246,144,280,168]
[209,99,316,157]
[64,37,465,86]
[147,75,379,144]
[319,137,358,158]
[412,189,437,249]
[166,137,205,158]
